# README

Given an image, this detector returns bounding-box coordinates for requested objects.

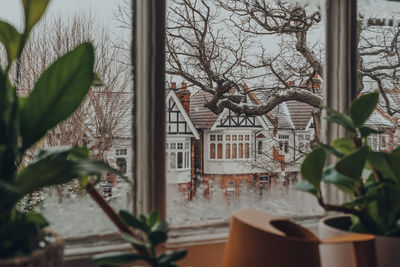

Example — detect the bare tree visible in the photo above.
[167,0,400,135]
[5,14,132,163]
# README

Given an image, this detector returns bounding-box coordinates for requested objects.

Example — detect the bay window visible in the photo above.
[208,133,251,160]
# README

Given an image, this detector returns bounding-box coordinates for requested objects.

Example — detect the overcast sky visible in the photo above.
[0,0,128,40]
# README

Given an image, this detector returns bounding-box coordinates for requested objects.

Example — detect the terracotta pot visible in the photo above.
[319,215,400,267]
[0,231,64,267]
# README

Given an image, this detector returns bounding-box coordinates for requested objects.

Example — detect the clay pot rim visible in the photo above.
[0,228,64,264]
[319,215,400,240]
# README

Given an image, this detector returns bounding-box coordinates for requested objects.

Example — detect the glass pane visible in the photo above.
[1,0,134,238]
[166,0,325,225]
[232,144,237,159]
[177,152,183,168]
[217,144,223,159]
[358,0,400,154]
[210,144,216,159]
[226,144,231,159]
[238,143,243,159]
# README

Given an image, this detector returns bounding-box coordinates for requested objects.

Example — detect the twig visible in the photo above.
[85,182,149,256]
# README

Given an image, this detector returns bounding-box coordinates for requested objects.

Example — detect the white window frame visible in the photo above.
[63,0,360,263]
[208,132,252,161]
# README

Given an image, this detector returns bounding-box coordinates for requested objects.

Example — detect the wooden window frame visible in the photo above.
[63,0,359,264]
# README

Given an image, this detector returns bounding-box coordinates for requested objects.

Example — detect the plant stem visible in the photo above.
[318,195,363,217]
[85,182,149,255]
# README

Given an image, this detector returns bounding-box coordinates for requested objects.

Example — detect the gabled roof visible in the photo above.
[189,89,219,129]
[286,101,314,130]
[166,90,200,139]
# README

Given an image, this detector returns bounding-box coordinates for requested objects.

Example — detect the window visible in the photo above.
[116,148,127,156]
[257,141,263,155]
[368,135,379,151]
[167,141,191,170]
[142,0,367,245]
[209,133,251,160]
[116,158,127,174]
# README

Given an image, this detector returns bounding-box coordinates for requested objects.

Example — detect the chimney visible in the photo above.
[176,82,190,115]
[171,82,177,90]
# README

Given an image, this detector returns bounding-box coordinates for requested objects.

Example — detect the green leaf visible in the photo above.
[149,231,167,247]
[92,252,149,265]
[294,181,317,196]
[20,43,94,150]
[22,0,50,35]
[121,233,148,250]
[332,138,356,154]
[14,158,115,195]
[92,72,104,87]
[152,220,169,232]
[335,146,368,180]
[322,165,358,195]
[367,152,400,183]
[318,143,345,158]
[147,210,160,228]
[350,93,379,128]
[343,195,378,209]
[0,21,21,65]
[300,147,325,192]
[324,106,355,131]
[158,249,187,265]
[391,146,400,158]
[325,115,355,131]
[25,211,48,228]
[119,210,149,233]
[359,126,384,138]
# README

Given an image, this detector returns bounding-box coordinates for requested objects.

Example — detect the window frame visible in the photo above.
[64,0,360,263]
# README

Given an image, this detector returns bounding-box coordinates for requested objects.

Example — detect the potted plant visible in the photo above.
[296,92,400,267]
[92,210,187,267]
[0,1,121,265]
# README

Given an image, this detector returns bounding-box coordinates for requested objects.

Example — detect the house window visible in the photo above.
[209,133,251,160]
[258,141,263,155]
[167,141,191,170]
[116,158,127,174]
[368,135,379,151]
[116,148,127,156]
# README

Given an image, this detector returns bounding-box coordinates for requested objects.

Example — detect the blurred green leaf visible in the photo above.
[119,210,149,233]
[15,158,114,195]
[147,210,160,228]
[92,252,148,265]
[336,146,368,181]
[325,106,355,131]
[149,231,167,247]
[0,21,21,66]
[25,211,48,229]
[318,143,345,158]
[332,138,356,154]
[368,152,400,184]
[391,146,400,158]
[359,126,384,138]
[121,233,148,250]
[322,165,358,195]
[152,220,169,232]
[20,43,94,150]
[158,250,188,265]
[92,72,104,87]
[22,0,50,35]
[294,181,317,196]
[325,115,355,131]
[300,147,325,192]
[350,93,379,128]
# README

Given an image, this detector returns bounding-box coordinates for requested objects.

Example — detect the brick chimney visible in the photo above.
[176,82,190,115]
